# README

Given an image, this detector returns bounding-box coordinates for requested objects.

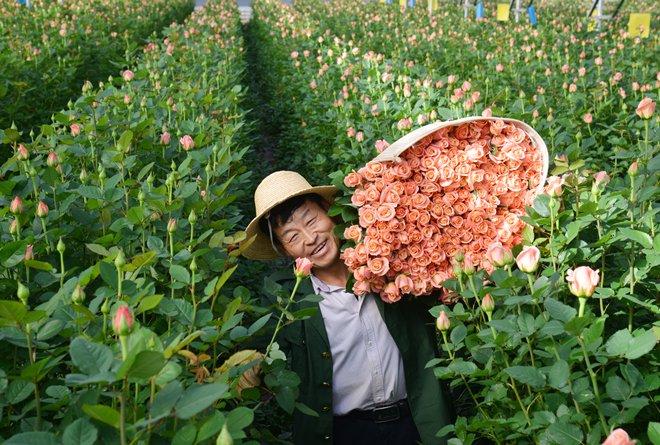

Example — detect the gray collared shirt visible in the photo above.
[310,274,408,415]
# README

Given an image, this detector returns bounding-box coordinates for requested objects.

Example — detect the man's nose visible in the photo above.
[300,227,316,244]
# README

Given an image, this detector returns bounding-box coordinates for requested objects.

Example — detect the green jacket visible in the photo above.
[281,290,454,444]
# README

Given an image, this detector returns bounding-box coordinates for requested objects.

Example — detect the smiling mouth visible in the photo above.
[311,240,327,256]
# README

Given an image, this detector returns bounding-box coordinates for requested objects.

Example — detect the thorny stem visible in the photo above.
[265,276,302,358]
[577,337,609,434]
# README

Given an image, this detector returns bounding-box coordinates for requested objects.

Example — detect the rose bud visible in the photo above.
[101,298,111,315]
[23,244,34,262]
[17,281,29,306]
[160,131,171,145]
[46,151,59,168]
[592,171,610,195]
[79,168,88,183]
[57,237,65,254]
[10,196,24,215]
[167,218,177,233]
[188,209,197,225]
[114,249,126,269]
[294,257,313,278]
[70,123,81,137]
[9,218,19,235]
[36,201,49,218]
[122,70,134,82]
[481,294,495,314]
[566,266,599,298]
[602,428,636,445]
[16,144,29,161]
[516,246,540,273]
[635,97,655,119]
[628,161,638,177]
[179,135,195,151]
[462,256,476,276]
[436,311,450,332]
[112,305,134,336]
[71,284,85,305]
[486,242,513,268]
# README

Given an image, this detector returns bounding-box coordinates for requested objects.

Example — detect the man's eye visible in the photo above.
[307,218,316,225]
[289,234,298,243]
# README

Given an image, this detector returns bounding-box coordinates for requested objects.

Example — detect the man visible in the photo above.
[241,170,454,444]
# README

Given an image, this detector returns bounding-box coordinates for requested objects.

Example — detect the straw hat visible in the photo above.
[241,171,337,260]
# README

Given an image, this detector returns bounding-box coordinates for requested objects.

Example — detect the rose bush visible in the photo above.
[0,0,194,136]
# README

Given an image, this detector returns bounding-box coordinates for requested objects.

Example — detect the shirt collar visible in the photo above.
[310,274,345,295]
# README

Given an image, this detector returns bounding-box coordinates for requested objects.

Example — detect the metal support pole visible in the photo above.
[464,0,470,18]
[515,0,522,22]
[597,0,603,30]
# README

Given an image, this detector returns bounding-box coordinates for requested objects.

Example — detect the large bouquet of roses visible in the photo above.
[340,117,548,303]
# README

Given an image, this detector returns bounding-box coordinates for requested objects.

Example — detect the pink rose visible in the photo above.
[516,246,540,273]
[381,282,401,303]
[112,305,134,336]
[367,257,390,276]
[343,225,362,243]
[394,274,414,294]
[70,123,81,137]
[544,175,564,197]
[375,139,390,153]
[343,171,362,188]
[122,70,134,82]
[582,113,593,124]
[353,280,371,296]
[602,428,636,445]
[566,266,599,298]
[179,135,195,151]
[160,132,171,145]
[636,97,655,119]
[435,311,450,331]
[486,242,513,268]
[294,257,313,278]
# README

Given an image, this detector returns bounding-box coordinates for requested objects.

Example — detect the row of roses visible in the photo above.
[0,0,194,135]
[0,1,288,443]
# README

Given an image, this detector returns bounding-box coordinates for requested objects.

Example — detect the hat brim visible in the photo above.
[241,185,338,260]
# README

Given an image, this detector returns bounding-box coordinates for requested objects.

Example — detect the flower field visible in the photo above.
[0,0,194,135]
[0,0,658,443]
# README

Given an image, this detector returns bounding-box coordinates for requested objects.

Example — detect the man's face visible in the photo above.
[272,200,340,269]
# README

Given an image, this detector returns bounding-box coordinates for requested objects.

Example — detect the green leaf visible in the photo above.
[606,329,634,357]
[5,379,35,404]
[4,432,59,445]
[174,383,229,419]
[127,350,165,380]
[150,380,183,419]
[82,404,120,428]
[63,418,98,445]
[619,228,653,249]
[504,366,546,388]
[0,300,28,324]
[117,130,133,152]
[545,421,583,445]
[197,411,225,442]
[548,360,569,390]
[544,297,576,322]
[606,376,631,401]
[124,251,157,273]
[86,244,110,257]
[648,422,660,445]
[226,406,254,434]
[69,338,113,375]
[172,424,197,445]
[23,260,54,271]
[169,264,190,284]
[215,265,238,295]
[137,294,163,314]
[223,297,242,323]
[295,402,319,417]
[625,329,657,360]
[275,385,296,414]
[248,313,271,335]
[450,324,467,344]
